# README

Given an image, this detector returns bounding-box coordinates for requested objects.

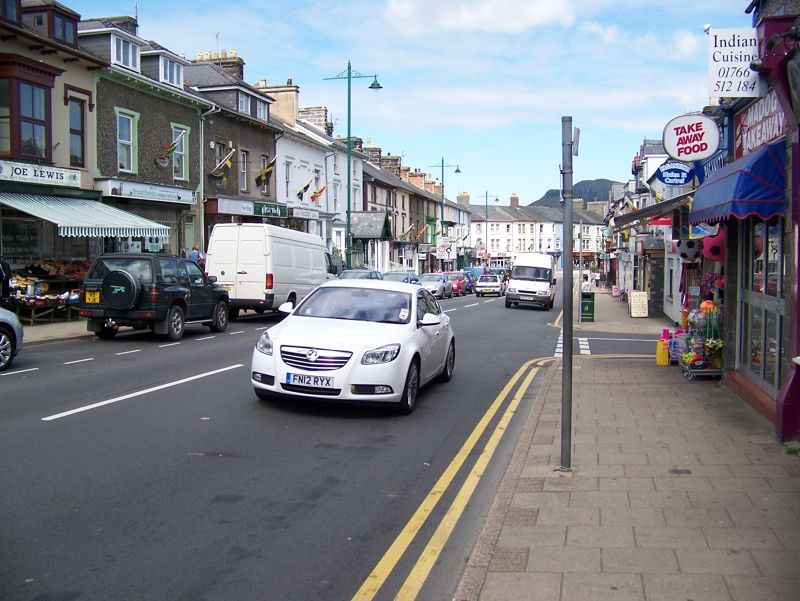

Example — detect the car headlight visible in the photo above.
[507,287,516,293]
[362,343,401,365]
[255,331,273,355]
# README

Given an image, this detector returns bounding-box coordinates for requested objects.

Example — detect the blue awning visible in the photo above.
[688,140,786,224]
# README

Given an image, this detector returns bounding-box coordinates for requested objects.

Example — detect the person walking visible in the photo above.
[581,273,592,292]
[187,246,200,262]
[594,270,601,288]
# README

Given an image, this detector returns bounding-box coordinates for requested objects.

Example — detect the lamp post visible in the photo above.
[325,61,382,269]
[428,158,460,269]
[483,191,499,268]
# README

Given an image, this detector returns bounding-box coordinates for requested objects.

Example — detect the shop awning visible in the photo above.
[0,193,170,237]
[688,139,786,224]
[612,191,693,232]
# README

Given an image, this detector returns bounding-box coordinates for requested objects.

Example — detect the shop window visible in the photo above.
[68,98,84,167]
[171,124,188,181]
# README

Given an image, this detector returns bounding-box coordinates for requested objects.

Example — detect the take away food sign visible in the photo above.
[663,114,720,162]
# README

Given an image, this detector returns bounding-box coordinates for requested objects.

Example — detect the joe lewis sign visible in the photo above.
[95,178,196,204]
[0,160,81,187]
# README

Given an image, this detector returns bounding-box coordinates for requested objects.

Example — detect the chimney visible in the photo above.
[193,48,245,79]
[510,193,519,209]
[298,106,333,136]
[457,192,471,207]
[254,79,300,124]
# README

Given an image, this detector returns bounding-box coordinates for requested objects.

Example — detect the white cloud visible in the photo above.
[671,29,704,59]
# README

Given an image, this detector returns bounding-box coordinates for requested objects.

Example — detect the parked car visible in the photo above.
[0,305,24,371]
[462,271,475,294]
[251,279,455,414]
[78,253,230,340]
[443,271,467,296]
[339,269,384,280]
[419,273,453,299]
[475,274,505,297]
[383,270,420,284]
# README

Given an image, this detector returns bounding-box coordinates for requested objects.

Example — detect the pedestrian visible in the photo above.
[581,273,592,292]
[594,271,600,288]
[187,246,200,263]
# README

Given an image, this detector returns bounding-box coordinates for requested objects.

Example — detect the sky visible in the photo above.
[66,0,755,206]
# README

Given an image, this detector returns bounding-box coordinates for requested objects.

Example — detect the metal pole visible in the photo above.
[345,61,352,269]
[485,190,488,268]
[560,116,574,471]
[440,158,445,270]
[578,218,583,322]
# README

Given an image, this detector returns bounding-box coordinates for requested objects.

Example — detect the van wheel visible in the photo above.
[228,307,240,321]
[210,300,229,332]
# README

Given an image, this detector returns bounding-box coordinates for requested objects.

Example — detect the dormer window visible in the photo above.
[256,99,267,121]
[238,92,250,114]
[160,57,183,88]
[53,13,77,45]
[1,0,19,24]
[113,34,140,71]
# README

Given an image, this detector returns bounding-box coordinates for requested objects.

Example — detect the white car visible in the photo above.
[0,306,24,371]
[475,274,505,297]
[251,280,455,414]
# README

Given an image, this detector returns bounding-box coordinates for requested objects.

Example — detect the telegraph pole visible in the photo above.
[560,116,575,471]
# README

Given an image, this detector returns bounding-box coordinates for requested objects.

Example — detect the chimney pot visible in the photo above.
[221,49,227,58]
[212,52,219,60]
[195,52,202,61]
[204,51,212,60]
[231,48,238,58]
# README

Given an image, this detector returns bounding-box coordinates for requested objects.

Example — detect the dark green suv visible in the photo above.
[78,253,229,340]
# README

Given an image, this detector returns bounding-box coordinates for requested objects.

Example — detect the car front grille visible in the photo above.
[281,383,342,396]
[280,346,352,371]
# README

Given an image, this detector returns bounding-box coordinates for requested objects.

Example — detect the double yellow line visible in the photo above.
[352,357,553,601]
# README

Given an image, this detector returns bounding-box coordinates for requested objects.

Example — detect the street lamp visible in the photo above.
[325,61,382,269]
[427,158,460,269]
[483,191,499,267]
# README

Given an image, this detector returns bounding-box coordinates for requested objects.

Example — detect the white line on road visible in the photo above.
[228,330,245,335]
[195,336,216,341]
[115,349,141,356]
[443,309,457,313]
[464,303,479,308]
[64,358,94,365]
[1,367,40,377]
[253,327,268,331]
[158,342,180,348]
[41,364,245,421]
[484,298,497,302]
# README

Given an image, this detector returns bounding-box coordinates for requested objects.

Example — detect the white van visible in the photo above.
[205,224,338,318]
[505,252,557,310]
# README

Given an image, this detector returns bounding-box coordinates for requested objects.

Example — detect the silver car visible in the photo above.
[419,273,453,299]
[0,306,24,371]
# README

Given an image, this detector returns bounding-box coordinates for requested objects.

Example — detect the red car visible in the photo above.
[443,271,467,296]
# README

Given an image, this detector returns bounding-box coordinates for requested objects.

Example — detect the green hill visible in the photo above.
[530,179,620,208]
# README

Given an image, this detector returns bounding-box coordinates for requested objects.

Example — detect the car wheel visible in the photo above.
[0,326,16,371]
[97,326,118,340]
[438,341,455,382]
[448,289,454,299]
[397,359,420,415]
[505,299,512,308]
[210,300,229,332]
[165,305,185,341]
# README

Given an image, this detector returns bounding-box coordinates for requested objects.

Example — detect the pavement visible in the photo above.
[18,289,800,601]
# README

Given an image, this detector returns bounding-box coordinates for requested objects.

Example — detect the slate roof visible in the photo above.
[350,212,393,240]
[467,204,604,224]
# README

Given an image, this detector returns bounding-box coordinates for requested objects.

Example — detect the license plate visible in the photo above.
[86,291,100,303]
[286,373,335,387]
[520,295,534,301]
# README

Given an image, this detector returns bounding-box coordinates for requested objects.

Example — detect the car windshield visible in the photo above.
[294,286,412,324]
[384,272,410,282]
[447,274,461,281]
[339,271,371,279]
[511,266,552,281]
[87,258,153,281]
[420,274,441,282]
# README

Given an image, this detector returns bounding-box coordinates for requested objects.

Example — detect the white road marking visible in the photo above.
[195,336,216,341]
[158,342,181,348]
[228,330,245,335]
[443,309,457,313]
[64,358,94,365]
[464,303,479,308]
[115,349,141,356]
[41,364,245,421]
[484,298,497,302]
[554,330,563,357]
[578,337,591,355]
[253,327,268,331]
[1,367,40,377]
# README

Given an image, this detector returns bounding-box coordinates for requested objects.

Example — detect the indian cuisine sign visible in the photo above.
[663,114,720,162]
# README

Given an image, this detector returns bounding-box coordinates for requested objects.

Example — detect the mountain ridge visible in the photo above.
[529,179,620,208]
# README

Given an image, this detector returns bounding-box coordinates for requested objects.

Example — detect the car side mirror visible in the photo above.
[278,301,294,314]
[208,275,217,283]
[419,313,442,326]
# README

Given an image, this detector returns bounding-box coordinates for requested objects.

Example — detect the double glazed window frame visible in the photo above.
[170,123,189,181]
[68,96,84,167]
[0,72,54,162]
[115,107,139,174]
[112,34,140,72]
[160,56,183,88]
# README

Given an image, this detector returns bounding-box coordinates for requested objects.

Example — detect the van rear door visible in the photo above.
[205,226,238,293]
[235,226,268,301]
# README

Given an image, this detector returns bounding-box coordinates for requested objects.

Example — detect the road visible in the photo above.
[1,290,564,601]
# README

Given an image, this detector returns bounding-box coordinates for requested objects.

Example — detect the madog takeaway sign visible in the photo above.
[663,114,720,162]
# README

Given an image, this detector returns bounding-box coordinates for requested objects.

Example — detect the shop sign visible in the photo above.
[694,150,726,185]
[733,89,787,159]
[418,243,432,253]
[707,28,760,98]
[253,202,287,218]
[393,241,417,250]
[216,197,253,216]
[0,159,81,188]
[96,178,196,204]
[655,160,694,186]
[291,208,318,219]
[663,114,720,161]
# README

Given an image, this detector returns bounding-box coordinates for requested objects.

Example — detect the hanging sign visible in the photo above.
[663,114,720,162]
[708,28,760,98]
[655,160,694,185]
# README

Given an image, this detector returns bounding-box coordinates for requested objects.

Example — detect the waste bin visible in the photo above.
[580,291,594,322]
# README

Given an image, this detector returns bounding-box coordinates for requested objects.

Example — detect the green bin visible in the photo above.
[581,291,595,322]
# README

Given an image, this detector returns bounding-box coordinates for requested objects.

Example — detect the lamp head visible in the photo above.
[369,76,382,90]
[454,166,461,174]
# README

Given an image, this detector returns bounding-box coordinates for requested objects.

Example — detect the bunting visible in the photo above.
[297,178,313,200]
[255,157,277,188]
[310,180,332,202]
[154,129,186,168]
[209,149,235,180]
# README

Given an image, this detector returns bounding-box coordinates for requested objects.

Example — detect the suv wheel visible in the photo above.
[97,327,118,340]
[101,270,140,310]
[210,300,229,332]
[165,305,185,341]
[0,326,16,371]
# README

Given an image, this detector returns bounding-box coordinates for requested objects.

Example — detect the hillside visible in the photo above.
[529,179,620,208]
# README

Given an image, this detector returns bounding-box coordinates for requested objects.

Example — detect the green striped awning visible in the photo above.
[0,193,170,238]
